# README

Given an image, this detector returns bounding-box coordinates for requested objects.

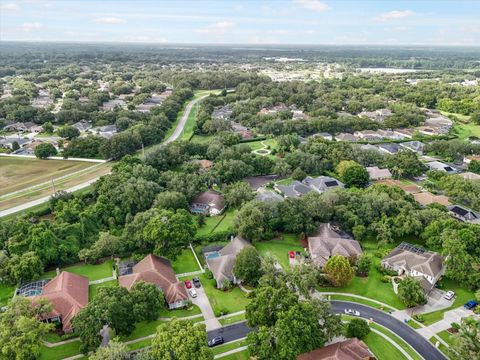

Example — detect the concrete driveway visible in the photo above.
[190,285,221,331]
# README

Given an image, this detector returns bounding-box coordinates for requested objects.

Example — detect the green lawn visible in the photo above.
[437,329,457,346]
[370,323,422,360]
[88,280,118,300]
[363,331,406,360]
[215,208,237,233]
[326,294,395,311]
[429,336,449,355]
[212,339,248,356]
[453,122,480,140]
[420,278,475,325]
[42,260,114,281]
[158,304,202,318]
[218,350,249,360]
[245,138,277,151]
[254,233,304,270]
[39,340,82,360]
[172,248,201,274]
[219,312,246,326]
[407,319,422,329]
[196,215,224,236]
[190,134,216,144]
[0,283,15,306]
[127,338,153,351]
[180,102,200,141]
[439,111,471,123]
[198,273,250,316]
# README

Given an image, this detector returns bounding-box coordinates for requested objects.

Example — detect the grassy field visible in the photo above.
[326,294,395,311]
[88,280,118,300]
[179,102,200,141]
[437,329,457,346]
[440,111,471,123]
[370,323,422,360]
[219,312,246,326]
[127,338,152,351]
[0,283,15,306]
[171,248,200,274]
[158,304,202,318]
[363,331,407,360]
[197,273,250,316]
[254,233,304,270]
[42,260,114,282]
[0,162,111,211]
[211,339,248,356]
[429,336,449,355]
[219,350,249,360]
[39,340,82,360]
[0,157,96,196]
[196,214,224,236]
[196,208,236,237]
[453,122,480,140]
[190,134,216,144]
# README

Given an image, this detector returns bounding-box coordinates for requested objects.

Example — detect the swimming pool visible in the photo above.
[206,251,221,260]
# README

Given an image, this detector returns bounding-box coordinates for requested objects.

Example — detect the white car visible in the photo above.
[344,308,360,316]
[444,291,455,300]
[189,288,197,298]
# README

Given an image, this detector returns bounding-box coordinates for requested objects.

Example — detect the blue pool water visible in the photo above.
[206,251,221,260]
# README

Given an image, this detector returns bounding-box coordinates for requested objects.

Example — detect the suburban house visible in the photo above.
[31,271,89,333]
[0,137,31,149]
[255,190,284,203]
[360,144,381,152]
[459,172,480,181]
[297,338,374,360]
[314,132,333,141]
[463,155,480,164]
[377,143,402,155]
[212,105,233,120]
[308,223,362,268]
[90,124,118,139]
[393,128,414,139]
[358,108,393,123]
[244,175,280,190]
[381,242,445,293]
[426,161,457,174]
[413,192,450,207]
[275,176,344,198]
[231,122,253,139]
[4,121,37,133]
[400,141,425,154]
[335,133,358,142]
[366,166,392,180]
[72,120,92,132]
[193,159,214,171]
[102,99,126,111]
[190,189,226,216]
[119,254,189,309]
[204,236,250,288]
[447,205,480,224]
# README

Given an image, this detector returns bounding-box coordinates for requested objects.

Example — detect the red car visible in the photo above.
[184,280,192,289]
[289,251,295,259]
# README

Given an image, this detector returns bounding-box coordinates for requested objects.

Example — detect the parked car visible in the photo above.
[208,336,224,347]
[344,309,360,316]
[444,291,455,300]
[464,300,478,310]
[189,288,197,298]
[184,280,192,289]
[193,277,201,288]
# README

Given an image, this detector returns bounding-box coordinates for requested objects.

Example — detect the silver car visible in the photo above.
[344,308,360,316]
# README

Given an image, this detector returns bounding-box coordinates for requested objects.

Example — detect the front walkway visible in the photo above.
[190,285,222,331]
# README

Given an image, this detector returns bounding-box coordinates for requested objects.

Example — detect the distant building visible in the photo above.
[463,155,480,164]
[358,108,393,123]
[448,205,480,224]
[205,236,250,288]
[190,189,226,216]
[255,190,284,203]
[244,175,280,190]
[72,120,92,132]
[275,181,313,198]
[394,128,414,139]
[308,223,362,268]
[193,159,214,170]
[0,137,31,149]
[275,176,344,198]
[381,242,444,293]
[102,99,126,111]
[426,161,457,174]
[313,132,333,141]
[400,141,424,154]
[90,124,117,139]
[377,143,402,155]
[366,166,392,180]
[413,192,450,207]
[297,338,373,360]
[119,254,189,309]
[212,105,233,120]
[335,133,357,142]
[459,172,480,181]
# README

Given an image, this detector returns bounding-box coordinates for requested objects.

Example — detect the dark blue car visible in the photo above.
[464,300,478,310]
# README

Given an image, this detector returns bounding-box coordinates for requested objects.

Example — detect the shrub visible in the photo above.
[204,268,213,279]
[222,279,233,290]
[346,318,371,339]
[413,314,425,323]
[214,307,229,317]
[381,275,391,283]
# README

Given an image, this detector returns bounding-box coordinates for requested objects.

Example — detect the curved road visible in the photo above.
[208,301,446,360]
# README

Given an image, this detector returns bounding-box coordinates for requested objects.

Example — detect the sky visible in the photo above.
[1,0,480,46]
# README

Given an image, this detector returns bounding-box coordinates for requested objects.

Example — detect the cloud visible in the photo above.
[375,10,414,22]
[293,0,329,12]
[20,22,43,31]
[1,3,20,11]
[93,17,126,24]
[197,21,235,35]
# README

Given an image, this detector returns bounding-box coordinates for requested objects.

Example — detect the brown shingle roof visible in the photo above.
[119,255,188,306]
[32,271,89,332]
[297,338,373,360]
[413,192,450,206]
[207,236,250,285]
[308,224,362,268]
[191,189,225,211]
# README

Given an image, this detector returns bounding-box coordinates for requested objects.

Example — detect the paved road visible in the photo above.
[164,94,210,144]
[208,302,446,360]
[331,301,447,360]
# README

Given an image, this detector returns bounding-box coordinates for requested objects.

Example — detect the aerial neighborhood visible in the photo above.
[1,3,480,360]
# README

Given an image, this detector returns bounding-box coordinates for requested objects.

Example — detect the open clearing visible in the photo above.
[0,157,95,196]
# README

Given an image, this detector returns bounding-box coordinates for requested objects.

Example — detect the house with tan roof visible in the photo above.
[308,223,362,268]
[381,242,445,293]
[413,192,450,207]
[190,189,226,216]
[297,338,374,360]
[31,271,88,333]
[459,171,480,181]
[366,166,392,180]
[205,236,250,288]
[119,254,188,309]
